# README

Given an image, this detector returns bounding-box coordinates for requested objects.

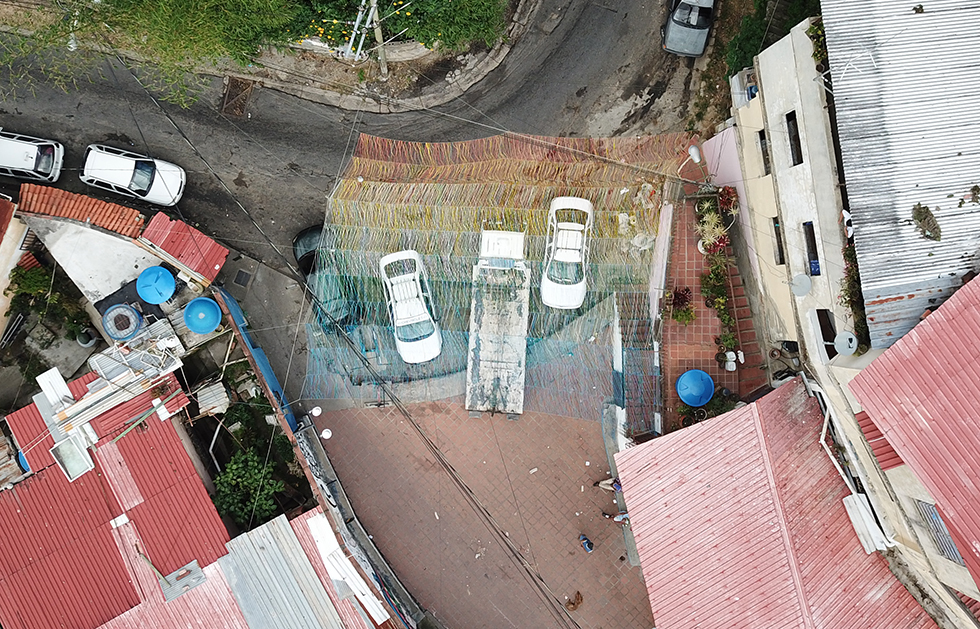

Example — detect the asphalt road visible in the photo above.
[0,0,692,268]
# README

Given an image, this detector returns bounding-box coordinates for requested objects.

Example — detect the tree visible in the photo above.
[213,448,284,529]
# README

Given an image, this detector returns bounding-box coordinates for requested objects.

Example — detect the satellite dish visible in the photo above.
[688,145,702,164]
[790,274,812,296]
[834,331,859,356]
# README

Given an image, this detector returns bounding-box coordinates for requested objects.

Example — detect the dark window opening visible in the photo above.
[758,130,771,175]
[816,309,838,360]
[786,111,803,166]
[772,217,786,265]
[803,221,820,276]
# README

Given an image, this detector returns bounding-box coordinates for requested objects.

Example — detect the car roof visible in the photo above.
[0,136,42,168]
[85,149,136,187]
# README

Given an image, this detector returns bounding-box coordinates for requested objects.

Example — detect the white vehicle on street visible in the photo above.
[540,196,594,310]
[0,128,64,183]
[80,144,186,207]
[379,250,442,364]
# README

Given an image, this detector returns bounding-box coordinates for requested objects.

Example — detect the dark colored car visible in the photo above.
[292,225,357,327]
[661,0,715,58]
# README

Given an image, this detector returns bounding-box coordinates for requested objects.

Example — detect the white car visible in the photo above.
[0,128,64,183]
[80,144,186,207]
[540,196,594,310]
[380,250,442,364]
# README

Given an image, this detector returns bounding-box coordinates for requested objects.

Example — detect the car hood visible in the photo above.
[146,160,186,206]
[540,275,586,310]
[664,22,710,57]
[395,324,442,364]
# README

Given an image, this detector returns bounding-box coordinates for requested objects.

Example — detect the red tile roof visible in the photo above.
[140,212,228,282]
[0,197,14,243]
[16,251,41,270]
[855,410,904,470]
[0,371,230,629]
[17,184,145,238]
[849,277,980,587]
[615,379,938,629]
[0,468,139,629]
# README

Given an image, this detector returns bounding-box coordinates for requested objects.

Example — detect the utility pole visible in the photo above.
[369,0,388,80]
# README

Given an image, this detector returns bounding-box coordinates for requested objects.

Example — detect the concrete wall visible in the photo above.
[730,94,797,343]
[756,22,849,364]
[0,216,28,333]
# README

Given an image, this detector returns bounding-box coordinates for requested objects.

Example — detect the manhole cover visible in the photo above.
[234,269,252,287]
[222,77,255,117]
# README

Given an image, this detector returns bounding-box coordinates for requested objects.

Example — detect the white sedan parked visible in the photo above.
[81,144,186,207]
[540,196,594,310]
[379,250,442,364]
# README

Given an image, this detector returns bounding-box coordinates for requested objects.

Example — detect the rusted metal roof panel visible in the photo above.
[615,379,937,628]
[850,277,980,590]
[17,183,145,238]
[821,0,980,348]
[141,212,228,281]
[855,410,904,470]
[91,373,189,438]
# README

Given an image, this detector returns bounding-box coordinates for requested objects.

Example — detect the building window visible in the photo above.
[786,111,803,166]
[915,500,966,565]
[816,309,838,360]
[772,217,786,265]
[802,221,820,275]
[758,130,771,175]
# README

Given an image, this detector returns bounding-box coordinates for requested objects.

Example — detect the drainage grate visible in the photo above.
[221,77,255,117]
[233,270,252,287]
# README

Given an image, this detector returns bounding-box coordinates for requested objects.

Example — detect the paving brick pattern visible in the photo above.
[315,398,654,629]
[660,156,767,434]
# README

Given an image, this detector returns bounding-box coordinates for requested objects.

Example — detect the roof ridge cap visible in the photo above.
[750,399,816,629]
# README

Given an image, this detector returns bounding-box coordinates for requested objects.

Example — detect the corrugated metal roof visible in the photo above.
[0,468,138,629]
[289,509,375,629]
[98,524,248,629]
[956,590,980,623]
[849,276,980,589]
[17,183,145,238]
[140,212,228,282]
[219,514,346,629]
[855,410,904,470]
[822,0,980,348]
[0,373,232,629]
[107,416,229,575]
[614,379,938,629]
[6,371,100,471]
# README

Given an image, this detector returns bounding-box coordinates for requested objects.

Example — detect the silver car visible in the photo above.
[661,0,715,58]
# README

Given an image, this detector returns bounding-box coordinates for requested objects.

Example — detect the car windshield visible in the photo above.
[34,145,54,175]
[129,160,156,195]
[547,259,584,285]
[673,3,712,28]
[396,319,435,343]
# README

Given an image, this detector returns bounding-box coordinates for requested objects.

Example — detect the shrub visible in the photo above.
[672,305,696,325]
[214,449,285,529]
